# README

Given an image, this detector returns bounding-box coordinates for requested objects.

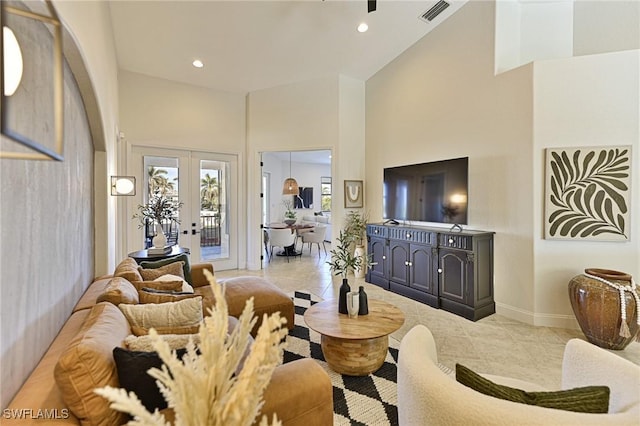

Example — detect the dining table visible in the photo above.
[266,222,315,256]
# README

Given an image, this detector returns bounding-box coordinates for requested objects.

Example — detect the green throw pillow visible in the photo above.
[140,253,192,285]
[455,364,610,414]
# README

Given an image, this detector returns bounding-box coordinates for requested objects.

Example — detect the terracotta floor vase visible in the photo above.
[568,268,639,350]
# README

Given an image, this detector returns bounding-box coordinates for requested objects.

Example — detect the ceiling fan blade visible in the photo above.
[368,0,376,13]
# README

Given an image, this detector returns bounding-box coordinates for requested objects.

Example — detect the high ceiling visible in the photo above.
[109,0,467,94]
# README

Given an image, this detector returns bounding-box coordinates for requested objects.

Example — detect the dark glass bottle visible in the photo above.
[358,286,369,315]
[338,278,350,314]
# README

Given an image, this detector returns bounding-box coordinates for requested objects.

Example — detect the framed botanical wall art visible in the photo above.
[544,146,631,241]
[344,180,363,208]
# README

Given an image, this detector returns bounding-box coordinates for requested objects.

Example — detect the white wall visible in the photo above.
[55,0,120,275]
[532,50,640,327]
[574,0,640,56]
[117,71,247,265]
[366,1,536,317]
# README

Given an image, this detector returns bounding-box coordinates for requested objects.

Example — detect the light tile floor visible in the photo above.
[216,244,640,389]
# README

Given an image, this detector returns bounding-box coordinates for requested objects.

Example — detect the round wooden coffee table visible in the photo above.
[304,299,404,376]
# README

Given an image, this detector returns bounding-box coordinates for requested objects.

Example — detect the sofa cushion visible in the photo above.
[53,302,131,425]
[113,347,188,412]
[114,257,143,283]
[138,287,199,304]
[130,279,183,292]
[119,297,203,336]
[138,261,185,281]
[139,253,193,285]
[96,277,139,306]
[124,333,200,352]
[154,273,194,293]
[456,364,610,414]
[73,276,112,313]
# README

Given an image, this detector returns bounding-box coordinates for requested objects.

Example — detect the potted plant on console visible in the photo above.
[133,189,183,252]
[344,210,369,278]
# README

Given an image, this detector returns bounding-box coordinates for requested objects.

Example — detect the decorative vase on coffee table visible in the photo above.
[338,278,350,314]
[568,268,639,350]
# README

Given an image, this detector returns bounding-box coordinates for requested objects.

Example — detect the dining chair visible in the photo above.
[268,228,298,262]
[301,224,327,257]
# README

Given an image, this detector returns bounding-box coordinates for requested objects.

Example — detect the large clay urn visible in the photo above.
[568,268,639,350]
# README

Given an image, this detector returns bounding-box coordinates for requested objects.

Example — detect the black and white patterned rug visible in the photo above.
[285,291,399,426]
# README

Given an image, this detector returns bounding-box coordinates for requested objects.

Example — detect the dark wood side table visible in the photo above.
[128,246,190,264]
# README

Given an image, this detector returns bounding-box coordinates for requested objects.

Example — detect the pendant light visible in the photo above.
[282,152,299,195]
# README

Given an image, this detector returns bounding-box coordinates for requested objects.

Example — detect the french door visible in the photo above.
[128,146,238,270]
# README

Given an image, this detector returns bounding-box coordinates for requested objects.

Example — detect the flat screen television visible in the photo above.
[383,157,468,224]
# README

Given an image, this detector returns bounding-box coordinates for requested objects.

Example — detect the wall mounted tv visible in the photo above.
[383,157,468,224]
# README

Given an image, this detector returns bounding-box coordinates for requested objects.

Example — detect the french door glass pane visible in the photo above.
[143,156,180,248]
[199,159,229,261]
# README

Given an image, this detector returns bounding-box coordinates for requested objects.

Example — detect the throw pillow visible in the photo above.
[124,333,200,352]
[113,347,188,412]
[130,280,183,292]
[96,277,139,305]
[119,297,203,336]
[139,287,199,304]
[154,273,195,293]
[54,303,131,425]
[455,364,610,413]
[138,261,185,281]
[113,257,143,283]
[139,253,193,285]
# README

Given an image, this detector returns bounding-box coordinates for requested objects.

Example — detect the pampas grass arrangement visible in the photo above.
[95,270,287,426]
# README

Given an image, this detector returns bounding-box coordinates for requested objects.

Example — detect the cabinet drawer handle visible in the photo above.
[448,238,454,244]
[382,255,386,260]
[408,262,413,267]
[404,261,409,266]
[438,268,443,273]
[406,233,411,238]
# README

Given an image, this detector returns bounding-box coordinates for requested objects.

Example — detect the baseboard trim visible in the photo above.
[496,302,579,330]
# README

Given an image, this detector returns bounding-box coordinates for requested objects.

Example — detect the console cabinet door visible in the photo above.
[367,236,389,288]
[438,249,472,305]
[408,244,436,295]
[389,240,409,286]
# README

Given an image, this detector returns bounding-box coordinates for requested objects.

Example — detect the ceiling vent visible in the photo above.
[419,0,450,23]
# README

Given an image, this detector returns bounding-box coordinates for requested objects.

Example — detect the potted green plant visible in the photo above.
[344,210,369,278]
[327,230,363,314]
[344,210,368,246]
[133,190,183,248]
[283,199,297,225]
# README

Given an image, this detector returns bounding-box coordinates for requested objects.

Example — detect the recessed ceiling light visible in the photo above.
[192,59,204,68]
[357,22,368,33]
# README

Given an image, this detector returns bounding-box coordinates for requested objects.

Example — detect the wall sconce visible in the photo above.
[1,0,64,161]
[111,176,136,196]
[3,26,23,96]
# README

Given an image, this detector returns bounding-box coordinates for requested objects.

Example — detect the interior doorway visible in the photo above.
[260,150,332,265]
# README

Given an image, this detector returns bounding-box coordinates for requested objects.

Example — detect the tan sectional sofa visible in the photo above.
[5,260,333,425]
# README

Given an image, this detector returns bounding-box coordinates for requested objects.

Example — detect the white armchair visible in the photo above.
[398,325,640,425]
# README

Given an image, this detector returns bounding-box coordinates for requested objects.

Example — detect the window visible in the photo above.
[321,176,332,212]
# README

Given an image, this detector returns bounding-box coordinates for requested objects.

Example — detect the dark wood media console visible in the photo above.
[366,223,495,321]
